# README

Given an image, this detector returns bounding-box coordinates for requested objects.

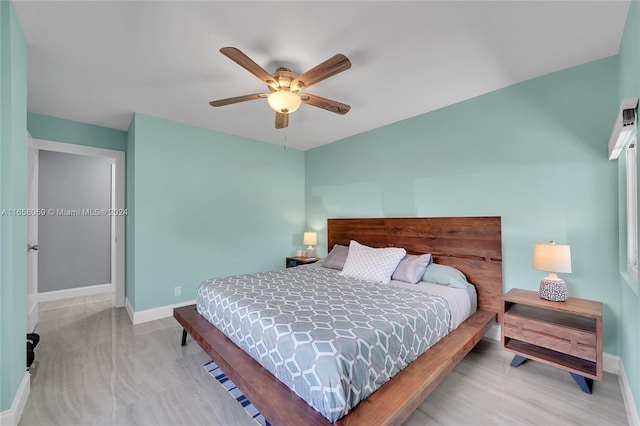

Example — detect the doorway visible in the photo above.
[27,135,125,332]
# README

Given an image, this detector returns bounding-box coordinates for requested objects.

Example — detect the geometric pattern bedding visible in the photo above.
[197,265,451,423]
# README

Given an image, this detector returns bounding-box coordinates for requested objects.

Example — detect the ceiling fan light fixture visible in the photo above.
[267,89,301,114]
[212,47,351,128]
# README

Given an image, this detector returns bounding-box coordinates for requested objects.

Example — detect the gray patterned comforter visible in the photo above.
[196,265,451,423]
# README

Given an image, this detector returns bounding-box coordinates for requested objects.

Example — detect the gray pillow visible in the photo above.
[391,253,432,284]
[422,263,470,289]
[320,244,349,270]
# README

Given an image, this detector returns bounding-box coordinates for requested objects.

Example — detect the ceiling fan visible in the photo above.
[209,47,352,129]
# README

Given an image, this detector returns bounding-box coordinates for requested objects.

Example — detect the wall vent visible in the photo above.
[609,98,638,160]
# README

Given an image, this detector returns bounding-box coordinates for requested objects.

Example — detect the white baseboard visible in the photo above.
[125,298,196,325]
[125,297,135,323]
[618,358,640,426]
[0,372,30,426]
[483,322,501,341]
[38,283,113,303]
[603,352,620,375]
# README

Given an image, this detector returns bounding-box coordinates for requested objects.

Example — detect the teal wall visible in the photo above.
[617,0,640,419]
[306,57,620,354]
[127,113,305,311]
[27,112,127,152]
[0,0,27,412]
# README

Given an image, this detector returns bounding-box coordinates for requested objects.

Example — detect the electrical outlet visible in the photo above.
[174,286,181,297]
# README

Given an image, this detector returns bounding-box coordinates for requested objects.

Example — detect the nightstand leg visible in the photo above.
[181,329,188,346]
[570,372,593,394]
[509,354,528,368]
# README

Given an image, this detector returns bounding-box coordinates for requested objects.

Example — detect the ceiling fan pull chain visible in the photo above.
[283,130,287,150]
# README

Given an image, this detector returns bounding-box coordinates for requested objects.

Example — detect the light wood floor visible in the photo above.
[19,294,629,426]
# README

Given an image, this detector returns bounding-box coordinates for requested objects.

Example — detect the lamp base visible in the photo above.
[305,248,315,258]
[539,278,567,302]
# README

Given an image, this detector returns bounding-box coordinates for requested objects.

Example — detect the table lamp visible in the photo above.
[303,231,317,258]
[533,241,572,301]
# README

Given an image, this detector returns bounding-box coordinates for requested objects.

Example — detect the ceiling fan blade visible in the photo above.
[275,112,289,129]
[290,54,351,91]
[209,93,268,107]
[220,47,278,90]
[300,93,351,115]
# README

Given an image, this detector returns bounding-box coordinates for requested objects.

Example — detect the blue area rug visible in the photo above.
[204,361,271,426]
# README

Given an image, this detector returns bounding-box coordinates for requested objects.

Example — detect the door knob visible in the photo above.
[28,244,38,252]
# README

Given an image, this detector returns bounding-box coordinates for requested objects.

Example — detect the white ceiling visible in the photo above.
[13,1,630,151]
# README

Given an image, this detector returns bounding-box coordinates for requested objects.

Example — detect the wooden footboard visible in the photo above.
[174,305,496,426]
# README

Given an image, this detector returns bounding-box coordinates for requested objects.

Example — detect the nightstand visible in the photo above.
[502,288,603,393]
[285,256,319,268]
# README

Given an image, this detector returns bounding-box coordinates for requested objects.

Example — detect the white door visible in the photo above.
[29,138,126,308]
[27,133,39,332]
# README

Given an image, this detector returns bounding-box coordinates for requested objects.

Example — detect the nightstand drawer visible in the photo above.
[504,313,597,362]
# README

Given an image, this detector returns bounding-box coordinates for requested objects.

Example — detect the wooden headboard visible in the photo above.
[327,217,503,318]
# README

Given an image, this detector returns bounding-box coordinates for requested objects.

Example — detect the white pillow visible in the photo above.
[339,240,406,284]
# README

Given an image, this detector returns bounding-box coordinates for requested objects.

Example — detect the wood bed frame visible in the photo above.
[174,216,502,425]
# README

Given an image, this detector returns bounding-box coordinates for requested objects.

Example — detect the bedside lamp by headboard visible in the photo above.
[303,232,317,258]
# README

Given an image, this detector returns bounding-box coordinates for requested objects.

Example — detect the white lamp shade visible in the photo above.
[533,242,572,273]
[268,90,301,113]
[303,231,317,246]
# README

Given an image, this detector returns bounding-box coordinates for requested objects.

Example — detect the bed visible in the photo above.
[174,216,502,425]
